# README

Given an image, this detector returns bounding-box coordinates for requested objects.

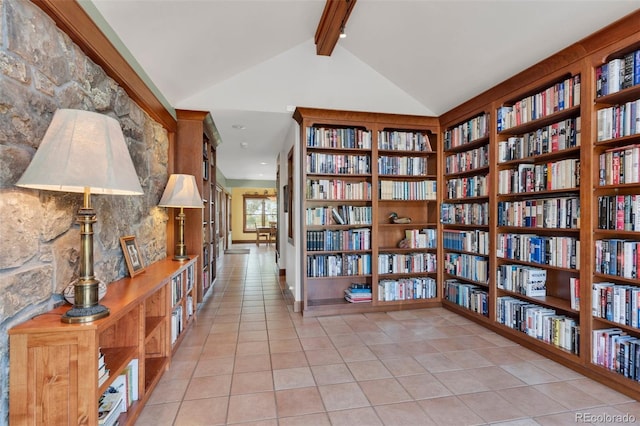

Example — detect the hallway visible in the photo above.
[136,246,640,425]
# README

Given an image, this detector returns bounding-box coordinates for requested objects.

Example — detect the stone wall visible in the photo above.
[0,0,170,423]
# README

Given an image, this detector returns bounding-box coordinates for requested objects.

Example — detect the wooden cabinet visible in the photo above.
[293,107,440,317]
[175,109,221,303]
[9,257,197,425]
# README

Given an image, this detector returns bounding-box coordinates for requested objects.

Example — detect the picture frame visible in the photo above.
[120,235,146,277]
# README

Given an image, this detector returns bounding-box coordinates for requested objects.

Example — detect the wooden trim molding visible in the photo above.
[33,0,177,132]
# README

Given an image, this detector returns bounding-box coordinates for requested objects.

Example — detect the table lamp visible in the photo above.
[16,109,144,323]
[159,174,203,261]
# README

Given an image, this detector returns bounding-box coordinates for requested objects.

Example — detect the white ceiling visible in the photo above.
[86,0,640,182]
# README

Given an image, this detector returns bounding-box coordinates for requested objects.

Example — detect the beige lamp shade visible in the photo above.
[159,174,203,208]
[16,109,143,195]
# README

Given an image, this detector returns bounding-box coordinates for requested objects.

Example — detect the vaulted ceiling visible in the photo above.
[85,0,640,182]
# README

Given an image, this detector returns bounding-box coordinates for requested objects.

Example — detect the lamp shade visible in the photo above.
[16,109,143,195]
[159,174,203,208]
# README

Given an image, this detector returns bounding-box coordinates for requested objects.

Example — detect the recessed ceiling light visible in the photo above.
[260,162,268,165]
[232,124,246,130]
[240,142,249,149]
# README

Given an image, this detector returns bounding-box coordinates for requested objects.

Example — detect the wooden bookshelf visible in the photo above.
[293,107,440,316]
[438,10,640,401]
[9,257,197,426]
[175,110,221,303]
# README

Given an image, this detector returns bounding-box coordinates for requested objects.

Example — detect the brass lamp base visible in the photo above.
[62,304,110,324]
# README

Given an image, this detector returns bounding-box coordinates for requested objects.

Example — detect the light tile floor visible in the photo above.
[136,245,640,425]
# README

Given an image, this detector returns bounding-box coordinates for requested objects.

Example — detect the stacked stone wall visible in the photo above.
[0,1,170,423]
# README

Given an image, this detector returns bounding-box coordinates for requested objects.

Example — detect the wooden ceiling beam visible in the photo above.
[314,0,357,56]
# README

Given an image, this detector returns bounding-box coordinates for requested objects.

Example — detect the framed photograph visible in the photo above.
[120,236,145,277]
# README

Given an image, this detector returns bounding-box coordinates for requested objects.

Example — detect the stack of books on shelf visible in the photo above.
[595,49,640,97]
[171,305,183,344]
[344,283,372,303]
[98,386,125,426]
[592,327,640,381]
[98,348,109,387]
[497,264,547,297]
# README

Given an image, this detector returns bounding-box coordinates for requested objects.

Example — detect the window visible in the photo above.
[243,194,277,232]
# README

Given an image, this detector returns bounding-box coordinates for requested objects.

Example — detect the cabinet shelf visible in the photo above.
[99,346,137,393]
[496,256,579,273]
[497,226,580,234]
[444,273,489,288]
[378,149,435,156]
[445,166,490,179]
[498,146,581,167]
[443,248,490,257]
[497,188,579,199]
[594,84,640,106]
[496,289,576,313]
[443,135,490,153]
[498,105,580,136]
[494,322,581,360]
[593,272,640,285]
[378,246,437,253]
[443,195,489,203]
[378,272,437,279]
[592,316,640,334]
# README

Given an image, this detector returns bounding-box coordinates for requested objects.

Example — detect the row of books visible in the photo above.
[598,195,640,231]
[599,145,640,186]
[496,75,581,132]
[306,205,372,226]
[596,99,640,142]
[186,264,194,292]
[403,228,437,249]
[496,233,580,269]
[595,50,640,98]
[444,113,490,150]
[306,179,371,201]
[445,144,490,175]
[377,252,437,274]
[497,197,580,229]
[171,305,183,345]
[497,159,580,194]
[593,282,640,327]
[592,328,640,382]
[444,279,489,316]
[171,272,183,307]
[595,239,640,279]
[306,253,372,278]
[497,296,579,354]
[497,117,581,163]
[496,264,547,297]
[379,179,437,201]
[98,349,109,387]
[443,229,489,255]
[98,359,139,426]
[444,253,489,284]
[305,228,371,251]
[306,127,372,149]
[378,156,429,176]
[440,202,489,226]
[378,277,437,301]
[306,153,371,175]
[446,175,489,199]
[345,283,372,303]
[378,130,432,152]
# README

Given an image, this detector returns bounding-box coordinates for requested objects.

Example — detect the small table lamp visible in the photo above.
[16,109,143,323]
[159,174,203,261]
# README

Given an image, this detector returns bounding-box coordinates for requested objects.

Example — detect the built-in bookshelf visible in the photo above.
[436,10,640,401]
[591,38,640,392]
[441,112,491,317]
[9,257,198,425]
[294,107,439,316]
[176,110,221,304]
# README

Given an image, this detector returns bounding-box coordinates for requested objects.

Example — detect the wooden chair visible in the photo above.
[256,226,271,246]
